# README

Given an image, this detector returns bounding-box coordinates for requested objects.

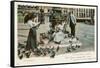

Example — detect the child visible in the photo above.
[53,27,65,44]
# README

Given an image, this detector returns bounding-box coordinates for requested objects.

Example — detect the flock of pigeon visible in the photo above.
[18,36,82,60]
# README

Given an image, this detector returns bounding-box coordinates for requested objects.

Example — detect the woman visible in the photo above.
[24,13,41,52]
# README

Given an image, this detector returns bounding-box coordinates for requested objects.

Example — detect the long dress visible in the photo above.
[25,20,39,51]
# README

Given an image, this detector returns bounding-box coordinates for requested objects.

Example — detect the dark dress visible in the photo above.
[25,19,41,51]
[25,27,37,51]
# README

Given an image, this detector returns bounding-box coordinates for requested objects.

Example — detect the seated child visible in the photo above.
[53,27,65,44]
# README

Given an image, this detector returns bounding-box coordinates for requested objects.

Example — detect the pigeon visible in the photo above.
[25,51,31,58]
[56,46,59,52]
[50,51,55,58]
[19,53,23,60]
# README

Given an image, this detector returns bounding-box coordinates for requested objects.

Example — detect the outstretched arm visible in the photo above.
[33,22,42,28]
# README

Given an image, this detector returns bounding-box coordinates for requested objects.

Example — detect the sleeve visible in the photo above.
[27,20,35,28]
[72,15,76,24]
[73,15,76,24]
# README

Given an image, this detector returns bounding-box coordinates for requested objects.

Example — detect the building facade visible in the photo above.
[18,5,95,24]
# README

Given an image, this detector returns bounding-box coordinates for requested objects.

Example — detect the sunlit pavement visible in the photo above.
[18,22,95,52]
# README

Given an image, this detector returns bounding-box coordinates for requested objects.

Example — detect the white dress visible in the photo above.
[53,31,65,43]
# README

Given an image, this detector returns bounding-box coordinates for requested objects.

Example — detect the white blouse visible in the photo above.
[27,20,38,28]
